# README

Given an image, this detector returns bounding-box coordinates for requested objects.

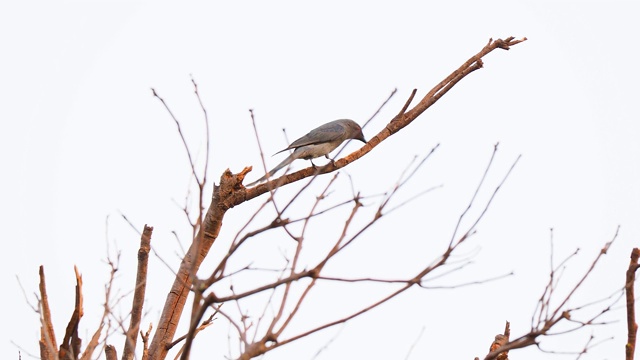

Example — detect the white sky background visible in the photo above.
[1,1,639,359]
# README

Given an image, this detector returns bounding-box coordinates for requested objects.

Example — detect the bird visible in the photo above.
[247,119,366,186]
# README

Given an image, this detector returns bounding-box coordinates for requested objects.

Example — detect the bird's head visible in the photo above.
[344,119,367,143]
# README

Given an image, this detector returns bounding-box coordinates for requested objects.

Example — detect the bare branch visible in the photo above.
[151,88,201,185]
[60,266,83,360]
[484,228,620,360]
[171,313,217,353]
[362,88,397,130]
[191,75,211,188]
[396,88,417,119]
[449,143,500,247]
[38,266,57,360]
[119,211,142,236]
[122,225,153,360]
[404,326,425,360]
[105,345,117,360]
[245,37,528,194]
[626,247,640,360]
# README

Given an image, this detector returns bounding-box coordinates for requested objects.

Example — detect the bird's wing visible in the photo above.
[274,121,346,154]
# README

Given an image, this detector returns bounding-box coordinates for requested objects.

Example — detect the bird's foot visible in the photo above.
[324,155,336,167]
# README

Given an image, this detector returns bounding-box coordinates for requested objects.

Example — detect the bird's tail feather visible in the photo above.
[246,154,295,187]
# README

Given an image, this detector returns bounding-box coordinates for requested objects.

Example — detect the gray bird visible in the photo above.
[247,119,366,186]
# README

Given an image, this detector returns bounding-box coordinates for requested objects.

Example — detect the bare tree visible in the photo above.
[24,36,631,360]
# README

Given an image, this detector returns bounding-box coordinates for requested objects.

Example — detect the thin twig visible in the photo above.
[151,88,201,185]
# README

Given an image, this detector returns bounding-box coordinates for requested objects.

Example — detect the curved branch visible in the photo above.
[244,37,527,196]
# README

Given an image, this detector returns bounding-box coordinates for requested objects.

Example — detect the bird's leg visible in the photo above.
[325,154,336,166]
[310,159,317,169]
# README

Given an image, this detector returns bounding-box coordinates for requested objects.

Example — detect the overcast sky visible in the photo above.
[1,2,638,359]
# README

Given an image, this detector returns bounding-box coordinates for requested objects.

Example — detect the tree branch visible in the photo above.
[626,247,639,360]
[244,37,527,195]
[122,225,153,360]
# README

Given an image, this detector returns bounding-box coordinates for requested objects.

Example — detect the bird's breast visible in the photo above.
[293,142,342,160]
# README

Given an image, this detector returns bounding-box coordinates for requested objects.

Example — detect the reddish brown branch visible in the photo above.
[141,323,152,360]
[476,324,510,360]
[59,266,83,360]
[244,37,527,195]
[123,225,153,360]
[488,321,510,360]
[38,266,56,360]
[148,170,248,360]
[105,344,117,360]
[396,89,417,119]
[626,247,640,360]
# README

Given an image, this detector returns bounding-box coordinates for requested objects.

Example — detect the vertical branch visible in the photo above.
[150,81,229,360]
[141,324,152,360]
[191,76,211,186]
[38,266,57,360]
[626,247,639,360]
[122,225,153,360]
[59,266,83,360]
[491,321,510,360]
[105,345,117,360]
[79,258,118,360]
[477,323,510,360]
[147,169,247,360]
[191,77,211,282]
